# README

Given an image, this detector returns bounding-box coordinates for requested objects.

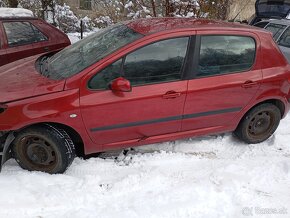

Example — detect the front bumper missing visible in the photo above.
[0,132,14,171]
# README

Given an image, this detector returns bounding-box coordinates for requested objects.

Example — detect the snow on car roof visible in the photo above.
[0,8,34,18]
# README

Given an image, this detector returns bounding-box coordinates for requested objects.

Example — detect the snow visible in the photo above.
[0,114,290,217]
[0,8,33,17]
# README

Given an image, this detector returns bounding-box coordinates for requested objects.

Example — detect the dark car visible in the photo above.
[0,18,290,174]
[249,0,290,25]
[0,13,70,66]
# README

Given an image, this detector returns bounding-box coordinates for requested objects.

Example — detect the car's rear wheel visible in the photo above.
[234,103,281,144]
[12,124,75,174]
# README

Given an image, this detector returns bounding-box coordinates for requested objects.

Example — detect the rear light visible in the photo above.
[0,104,7,114]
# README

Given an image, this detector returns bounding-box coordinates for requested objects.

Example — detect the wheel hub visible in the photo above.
[248,111,272,136]
[22,136,56,167]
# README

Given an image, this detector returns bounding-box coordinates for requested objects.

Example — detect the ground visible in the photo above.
[0,113,289,217]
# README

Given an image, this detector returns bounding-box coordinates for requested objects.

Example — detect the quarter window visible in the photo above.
[88,37,189,90]
[3,21,47,47]
[197,35,256,77]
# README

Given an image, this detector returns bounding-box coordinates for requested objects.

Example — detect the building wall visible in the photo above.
[228,0,256,21]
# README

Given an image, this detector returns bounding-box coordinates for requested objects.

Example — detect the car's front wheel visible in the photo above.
[234,103,281,144]
[12,124,75,174]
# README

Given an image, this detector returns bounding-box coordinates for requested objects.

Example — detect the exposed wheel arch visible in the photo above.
[15,122,85,158]
[259,99,285,118]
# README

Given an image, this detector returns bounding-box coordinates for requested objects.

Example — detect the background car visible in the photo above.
[0,18,290,174]
[249,0,290,25]
[253,19,290,62]
[0,8,70,66]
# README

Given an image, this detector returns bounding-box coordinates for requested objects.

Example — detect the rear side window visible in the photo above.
[3,21,47,47]
[197,35,256,77]
[265,23,287,40]
[278,26,290,48]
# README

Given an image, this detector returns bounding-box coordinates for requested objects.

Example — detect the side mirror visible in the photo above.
[109,77,132,92]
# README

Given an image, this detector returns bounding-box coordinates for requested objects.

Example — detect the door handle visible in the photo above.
[44,47,49,52]
[241,80,258,88]
[163,91,181,99]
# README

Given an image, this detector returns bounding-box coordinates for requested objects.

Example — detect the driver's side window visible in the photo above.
[88,37,189,90]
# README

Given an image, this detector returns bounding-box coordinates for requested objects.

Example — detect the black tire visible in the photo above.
[234,103,281,144]
[12,124,75,174]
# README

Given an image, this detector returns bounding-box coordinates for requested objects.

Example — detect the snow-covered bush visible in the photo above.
[54,4,80,33]
[95,15,113,28]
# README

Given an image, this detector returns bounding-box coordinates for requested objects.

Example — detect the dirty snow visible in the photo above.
[0,114,289,218]
[0,8,33,18]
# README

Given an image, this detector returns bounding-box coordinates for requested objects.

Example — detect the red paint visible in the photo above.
[0,18,290,156]
[0,17,70,66]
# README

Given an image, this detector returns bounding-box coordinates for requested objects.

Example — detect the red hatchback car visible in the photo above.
[0,18,290,173]
[0,16,70,66]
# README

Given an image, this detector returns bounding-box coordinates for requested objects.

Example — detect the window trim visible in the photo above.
[191,34,257,79]
[3,21,48,48]
[87,36,193,91]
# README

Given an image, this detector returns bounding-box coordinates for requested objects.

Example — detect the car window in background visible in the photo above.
[3,21,47,47]
[254,21,269,28]
[265,23,287,40]
[197,35,256,77]
[278,26,290,48]
[88,37,189,89]
[48,23,143,80]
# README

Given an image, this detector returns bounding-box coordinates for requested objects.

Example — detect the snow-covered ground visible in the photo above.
[0,114,289,217]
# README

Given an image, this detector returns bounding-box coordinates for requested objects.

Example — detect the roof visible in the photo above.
[125,18,264,35]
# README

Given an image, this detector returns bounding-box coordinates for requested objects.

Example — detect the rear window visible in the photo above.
[265,23,287,40]
[3,21,47,47]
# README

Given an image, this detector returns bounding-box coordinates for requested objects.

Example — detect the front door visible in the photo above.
[81,37,190,145]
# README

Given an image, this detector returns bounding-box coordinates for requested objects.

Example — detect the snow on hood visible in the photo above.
[0,8,34,18]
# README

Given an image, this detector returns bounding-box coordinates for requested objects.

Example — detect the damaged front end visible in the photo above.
[0,131,14,171]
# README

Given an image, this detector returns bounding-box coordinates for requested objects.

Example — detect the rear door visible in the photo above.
[182,32,262,132]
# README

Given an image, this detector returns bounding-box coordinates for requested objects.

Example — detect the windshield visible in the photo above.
[46,23,143,80]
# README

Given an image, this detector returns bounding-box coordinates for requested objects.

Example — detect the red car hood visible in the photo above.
[0,55,65,103]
